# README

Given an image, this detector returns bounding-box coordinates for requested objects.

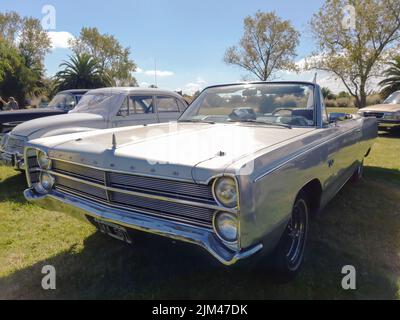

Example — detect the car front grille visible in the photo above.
[49,160,217,229]
[364,112,384,119]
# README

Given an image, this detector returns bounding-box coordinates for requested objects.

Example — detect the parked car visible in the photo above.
[0,87,187,170]
[358,91,400,130]
[0,89,88,135]
[23,82,377,278]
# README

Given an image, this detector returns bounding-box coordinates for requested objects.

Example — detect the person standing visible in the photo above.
[0,97,19,110]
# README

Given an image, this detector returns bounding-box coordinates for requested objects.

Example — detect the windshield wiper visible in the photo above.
[178,119,216,124]
[228,119,292,129]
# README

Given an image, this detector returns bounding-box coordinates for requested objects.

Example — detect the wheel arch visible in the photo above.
[297,178,323,216]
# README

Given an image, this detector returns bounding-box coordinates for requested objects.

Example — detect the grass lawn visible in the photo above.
[0,114,399,299]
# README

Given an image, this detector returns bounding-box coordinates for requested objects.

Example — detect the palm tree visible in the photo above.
[54,53,113,91]
[379,56,400,98]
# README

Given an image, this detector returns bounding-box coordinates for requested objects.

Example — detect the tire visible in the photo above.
[271,192,309,281]
[350,161,364,183]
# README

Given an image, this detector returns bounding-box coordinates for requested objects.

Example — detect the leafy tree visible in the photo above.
[69,27,137,86]
[379,56,400,98]
[321,87,336,100]
[224,11,300,81]
[0,11,51,70]
[0,38,44,105]
[309,0,400,108]
[54,53,113,91]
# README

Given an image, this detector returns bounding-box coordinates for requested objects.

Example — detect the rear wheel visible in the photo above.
[272,192,309,280]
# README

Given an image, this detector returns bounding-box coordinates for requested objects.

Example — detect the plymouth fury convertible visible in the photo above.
[23,82,377,278]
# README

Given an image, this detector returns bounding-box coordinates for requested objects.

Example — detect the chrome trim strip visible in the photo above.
[49,157,199,184]
[254,127,358,183]
[47,169,238,214]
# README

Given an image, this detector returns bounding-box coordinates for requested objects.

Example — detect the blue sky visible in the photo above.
[0,0,339,94]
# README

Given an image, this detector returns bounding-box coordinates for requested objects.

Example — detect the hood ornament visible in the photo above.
[112,133,117,149]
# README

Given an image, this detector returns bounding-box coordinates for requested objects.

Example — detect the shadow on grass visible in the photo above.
[1,167,399,299]
[378,127,400,139]
[0,171,28,204]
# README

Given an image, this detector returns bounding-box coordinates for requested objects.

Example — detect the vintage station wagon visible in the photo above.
[23,82,377,278]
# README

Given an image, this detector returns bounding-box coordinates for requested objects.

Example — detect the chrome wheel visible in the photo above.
[284,198,308,271]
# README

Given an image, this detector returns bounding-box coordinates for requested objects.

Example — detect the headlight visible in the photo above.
[213,212,238,243]
[213,177,238,208]
[37,150,52,169]
[34,172,55,194]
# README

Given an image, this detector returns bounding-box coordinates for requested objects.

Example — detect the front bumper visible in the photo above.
[0,150,25,170]
[24,188,263,266]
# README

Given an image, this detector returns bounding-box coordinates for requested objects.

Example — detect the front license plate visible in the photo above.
[94,219,132,244]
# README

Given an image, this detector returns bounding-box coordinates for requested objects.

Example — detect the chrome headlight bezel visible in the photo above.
[213,211,239,244]
[212,176,238,209]
[36,150,52,170]
[33,172,55,194]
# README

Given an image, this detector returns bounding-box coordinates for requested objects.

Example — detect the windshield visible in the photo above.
[47,93,76,111]
[179,83,315,127]
[383,92,400,104]
[70,92,115,116]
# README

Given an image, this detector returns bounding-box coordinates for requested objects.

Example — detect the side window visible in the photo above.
[117,97,129,117]
[157,96,179,112]
[320,91,329,125]
[177,99,187,112]
[129,96,154,114]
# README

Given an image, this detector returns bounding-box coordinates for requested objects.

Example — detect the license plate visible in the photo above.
[94,219,132,244]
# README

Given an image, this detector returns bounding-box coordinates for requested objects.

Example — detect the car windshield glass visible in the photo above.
[71,93,114,115]
[47,94,75,111]
[179,83,315,127]
[383,92,400,104]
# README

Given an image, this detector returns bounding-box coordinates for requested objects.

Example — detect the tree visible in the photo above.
[322,87,336,100]
[309,0,400,108]
[69,27,137,86]
[224,11,300,81]
[0,38,44,105]
[0,12,51,70]
[379,56,400,98]
[54,53,113,91]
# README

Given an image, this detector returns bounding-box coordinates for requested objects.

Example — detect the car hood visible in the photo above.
[31,122,315,182]
[11,113,104,139]
[360,104,400,112]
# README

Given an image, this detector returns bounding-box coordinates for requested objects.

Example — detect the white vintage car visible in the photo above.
[0,87,187,170]
[23,82,377,279]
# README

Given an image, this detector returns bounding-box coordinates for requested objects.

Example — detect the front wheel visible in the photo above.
[350,161,364,183]
[272,192,309,280]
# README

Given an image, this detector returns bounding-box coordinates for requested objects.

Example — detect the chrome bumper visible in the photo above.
[24,188,263,266]
[0,150,25,170]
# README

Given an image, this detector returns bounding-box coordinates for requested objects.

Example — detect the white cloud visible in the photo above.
[144,70,174,77]
[135,67,143,73]
[183,78,208,95]
[139,81,150,87]
[47,31,74,50]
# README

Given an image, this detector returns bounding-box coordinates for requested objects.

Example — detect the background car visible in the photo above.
[0,87,187,170]
[0,89,88,135]
[358,91,400,130]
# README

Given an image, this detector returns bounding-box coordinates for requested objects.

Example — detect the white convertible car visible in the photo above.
[0,87,187,170]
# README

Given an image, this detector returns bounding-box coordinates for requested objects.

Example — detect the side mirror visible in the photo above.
[329,112,352,123]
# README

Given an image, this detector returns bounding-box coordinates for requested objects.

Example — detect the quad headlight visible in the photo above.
[34,172,55,194]
[37,150,52,169]
[213,212,238,243]
[212,176,238,208]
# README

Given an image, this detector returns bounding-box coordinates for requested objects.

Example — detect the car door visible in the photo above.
[155,95,184,123]
[112,95,157,127]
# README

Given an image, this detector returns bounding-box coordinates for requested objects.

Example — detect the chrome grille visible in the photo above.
[109,172,215,203]
[49,160,217,229]
[52,160,105,183]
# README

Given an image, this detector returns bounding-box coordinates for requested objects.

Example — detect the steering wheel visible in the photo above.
[272,108,294,117]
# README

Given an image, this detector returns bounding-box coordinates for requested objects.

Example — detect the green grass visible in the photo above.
[0,126,399,299]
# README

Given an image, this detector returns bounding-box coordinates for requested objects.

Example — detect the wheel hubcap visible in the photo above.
[285,200,307,269]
